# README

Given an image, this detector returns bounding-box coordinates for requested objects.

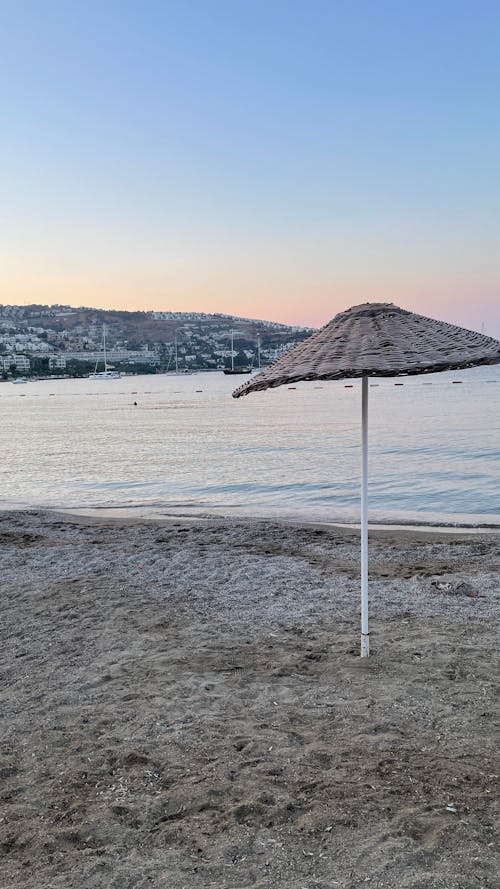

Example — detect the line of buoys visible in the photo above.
[336,379,490,388]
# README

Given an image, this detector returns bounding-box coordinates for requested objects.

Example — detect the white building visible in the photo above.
[63,349,159,365]
[0,354,30,371]
[49,356,67,370]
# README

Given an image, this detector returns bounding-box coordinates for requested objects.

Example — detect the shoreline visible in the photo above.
[2,503,500,537]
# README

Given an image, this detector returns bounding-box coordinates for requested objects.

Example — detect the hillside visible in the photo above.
[0,304,315,376]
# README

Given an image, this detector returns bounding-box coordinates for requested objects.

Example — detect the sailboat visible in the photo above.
[223,330,252,375]
[165,335,195,374]
[89,324,121,380]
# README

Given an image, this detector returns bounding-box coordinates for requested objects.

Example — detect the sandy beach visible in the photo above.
[0,509,498,888]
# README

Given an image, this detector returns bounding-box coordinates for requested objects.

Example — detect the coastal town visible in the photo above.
[0,304,314,378]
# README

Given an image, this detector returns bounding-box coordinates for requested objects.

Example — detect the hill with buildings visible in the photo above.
[0,304,315,377]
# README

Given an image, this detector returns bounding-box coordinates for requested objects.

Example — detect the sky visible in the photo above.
[1,1,500,334]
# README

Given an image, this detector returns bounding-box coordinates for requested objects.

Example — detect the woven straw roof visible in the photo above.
[233,302,500,398]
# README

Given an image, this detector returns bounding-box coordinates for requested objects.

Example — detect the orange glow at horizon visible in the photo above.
[0,241,500,337]
[2,260,499,335]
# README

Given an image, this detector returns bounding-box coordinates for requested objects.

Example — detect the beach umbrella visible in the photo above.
[232,302,500,656]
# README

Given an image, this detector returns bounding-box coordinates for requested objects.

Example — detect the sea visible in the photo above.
[1,365,499,527]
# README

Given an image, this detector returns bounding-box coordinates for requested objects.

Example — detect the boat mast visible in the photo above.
[175,334,179,373]
[103,324,108,372]
[257,333,261,370]
[231,330,234,372]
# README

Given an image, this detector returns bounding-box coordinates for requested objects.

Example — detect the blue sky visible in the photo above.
[1,1,500,332]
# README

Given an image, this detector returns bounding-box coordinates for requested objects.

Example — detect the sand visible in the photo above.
[0,510,498,888]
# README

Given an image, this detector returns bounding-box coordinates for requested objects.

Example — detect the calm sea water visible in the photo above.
[1,366,499,526]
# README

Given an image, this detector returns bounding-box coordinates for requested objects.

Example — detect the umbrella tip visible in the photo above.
[342,302,405,318]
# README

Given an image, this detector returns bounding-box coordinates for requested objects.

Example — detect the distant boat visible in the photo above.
[89,324,121,380]
[12,378,28,384]
[222,330,252,375]
[89,369,121,380]
[165,334,196,374]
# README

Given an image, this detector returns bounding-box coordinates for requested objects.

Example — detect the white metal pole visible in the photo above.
[360,375,370,657]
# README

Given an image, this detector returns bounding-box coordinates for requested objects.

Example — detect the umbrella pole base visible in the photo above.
[361,633,370,658]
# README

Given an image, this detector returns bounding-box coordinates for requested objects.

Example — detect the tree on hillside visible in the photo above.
[234,350,250,367]
[66,359,91,377]
[30,356,50,377]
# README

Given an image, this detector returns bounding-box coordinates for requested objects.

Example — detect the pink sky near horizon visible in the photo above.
[2,259,499,336]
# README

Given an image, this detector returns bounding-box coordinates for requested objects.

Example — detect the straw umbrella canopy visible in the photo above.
[233,302,500,656]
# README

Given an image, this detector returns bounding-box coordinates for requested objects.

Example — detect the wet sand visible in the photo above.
[0,510,498,888]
